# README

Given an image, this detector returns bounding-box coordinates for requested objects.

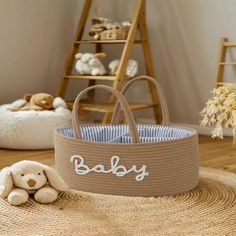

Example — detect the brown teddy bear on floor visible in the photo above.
[10,93,54,111]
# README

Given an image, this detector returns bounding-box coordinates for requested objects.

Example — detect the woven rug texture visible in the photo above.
[0,168,236,236]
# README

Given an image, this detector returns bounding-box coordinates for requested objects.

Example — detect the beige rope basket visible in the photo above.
[54,76,199,196]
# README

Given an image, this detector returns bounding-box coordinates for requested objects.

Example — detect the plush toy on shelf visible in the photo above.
[109,59,138,78]
[89,17,131,40]
[89,17,108,40]
[0,160,68,206]
[75,52,107,76]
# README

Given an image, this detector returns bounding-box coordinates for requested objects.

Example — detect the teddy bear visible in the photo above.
[9,93,53,111]
[89,17,108,40]
[0,160,68,206]
[75,52,107,75]
[108,59,138,78]
[9,93,67,112]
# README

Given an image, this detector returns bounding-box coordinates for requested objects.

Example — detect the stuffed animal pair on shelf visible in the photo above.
[9,93,67,112]
[75,52,107,76]
[0,161,68,206]
[75,52,138,78]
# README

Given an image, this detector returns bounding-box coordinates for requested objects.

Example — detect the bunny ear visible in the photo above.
[0,167,13,198]
[75,53,83,59]
[94,52,106,58]
[43,166,68,192]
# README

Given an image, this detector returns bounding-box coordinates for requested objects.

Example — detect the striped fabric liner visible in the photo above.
[58,125,193,143]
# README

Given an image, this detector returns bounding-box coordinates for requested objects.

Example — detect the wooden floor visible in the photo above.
[198,135,236,173]
[1,135,236,173]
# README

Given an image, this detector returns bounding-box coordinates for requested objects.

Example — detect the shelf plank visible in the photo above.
[74,39,142,44]
[67,102,158,112]
[216,82,235,87]
[219,62,236,65]
[64,75,117,81]
[216,82,228,85]
[223,42,236,47]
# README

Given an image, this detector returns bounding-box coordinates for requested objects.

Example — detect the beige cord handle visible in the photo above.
[111,76,170,125]
[72,85,140,143]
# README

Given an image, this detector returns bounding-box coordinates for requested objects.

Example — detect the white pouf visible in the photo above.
[0,104,72,150]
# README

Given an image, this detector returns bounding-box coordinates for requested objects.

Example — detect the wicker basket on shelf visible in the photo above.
[100,27,129,40]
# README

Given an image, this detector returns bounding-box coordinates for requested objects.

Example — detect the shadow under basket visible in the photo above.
[54,76,199,197]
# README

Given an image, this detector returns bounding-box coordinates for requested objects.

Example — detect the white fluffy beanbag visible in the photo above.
[0,98,72,150]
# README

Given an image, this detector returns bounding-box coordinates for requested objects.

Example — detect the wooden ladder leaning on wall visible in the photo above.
[57,0,162,124]
[215,37,236,87]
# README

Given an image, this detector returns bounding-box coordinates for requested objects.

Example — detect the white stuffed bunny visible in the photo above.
[75,52,107,76]
[109,59,138,78]
[0,160,68,206]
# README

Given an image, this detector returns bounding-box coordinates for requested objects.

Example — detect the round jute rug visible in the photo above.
[0,167,236,236]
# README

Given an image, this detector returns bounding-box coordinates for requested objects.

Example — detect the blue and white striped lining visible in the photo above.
[58,125,193,143]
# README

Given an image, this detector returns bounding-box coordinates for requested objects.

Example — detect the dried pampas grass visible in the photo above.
[200,84,236,144]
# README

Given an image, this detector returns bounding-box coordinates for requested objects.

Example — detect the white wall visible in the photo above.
[0,0,79,103]
[111,0,236,124]
[1,0,236,126]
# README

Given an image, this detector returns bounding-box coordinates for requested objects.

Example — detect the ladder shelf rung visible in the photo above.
[223,42,236,47]
[64,75,117,81]
[219,62,236,65]
[216,82,235,86]
[75,39,142,45]
[66,102,158,113]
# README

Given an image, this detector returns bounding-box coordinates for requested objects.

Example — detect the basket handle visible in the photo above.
[72,85,140,143]
[111,76,170,125]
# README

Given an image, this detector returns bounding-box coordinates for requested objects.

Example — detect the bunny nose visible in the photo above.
[27,179,36,187]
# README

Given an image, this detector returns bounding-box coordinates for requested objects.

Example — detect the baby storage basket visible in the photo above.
[54,76,199,197]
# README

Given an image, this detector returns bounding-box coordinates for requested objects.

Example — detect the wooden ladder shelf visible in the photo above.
[215,37,236,87]
[57,0,162,123]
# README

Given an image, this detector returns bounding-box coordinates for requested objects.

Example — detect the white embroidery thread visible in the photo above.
[70,155,149,181]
